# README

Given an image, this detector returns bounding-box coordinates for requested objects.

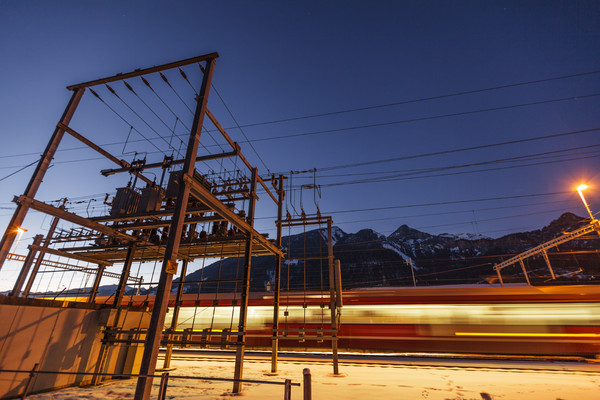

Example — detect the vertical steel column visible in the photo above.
[271,175,284,373]
[134,56,216,400]
[23,213,61,297]
[233,168,258,393]
[91,242,137,386]
[334,259,343,309]
[88,264,105,303]
[10,235,43,296]
[163,259,188,369]
[407,259,417,287]
[519,260,531,285]
[113,243,137,309]
[495,265,504,287]
[541,250,556,279]
[327,218,339,375]
[0,89,85,270]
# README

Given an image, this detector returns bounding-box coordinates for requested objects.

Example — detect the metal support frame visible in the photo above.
[519,259,531,286]
[5,252,142,286]
[493,220,599,285]
[113,243,137,308]
[1,52,289,399]
[183,175,283,257]
[334,259,343,309]
[100,150,238,176]
[233,168,258,393]
[0,88,85,270]
[163,259,188,369]
[275,215,341,375]
[66,53,219,90]
[271,175,284,373]
[29,244,113,266]
[22,214,61,297]
[327,218,340,375]
[134,55,216,400]
[541,249,556,280]
[88,264,105,303]
[10,235,43,297]
[59,123,154,186]
[92,243,137,386]
[204,109,278,204]
[15,196,135,241]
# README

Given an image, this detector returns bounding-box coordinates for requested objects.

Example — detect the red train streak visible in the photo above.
[97,285,600,357]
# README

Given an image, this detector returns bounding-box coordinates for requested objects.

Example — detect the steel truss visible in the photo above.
[494,219,600,286]
[0,52,293,400]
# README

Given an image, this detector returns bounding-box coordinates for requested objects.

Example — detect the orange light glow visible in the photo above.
[11,227,26,254]
[455,332,600,338]
[576,184,589,192]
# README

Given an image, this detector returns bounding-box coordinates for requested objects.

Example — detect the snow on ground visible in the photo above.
[27,356,600,400]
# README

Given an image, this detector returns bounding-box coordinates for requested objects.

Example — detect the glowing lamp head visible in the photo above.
[16,227,26,233]
[577,184,589,192]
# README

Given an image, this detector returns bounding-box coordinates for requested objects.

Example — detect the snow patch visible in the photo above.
[382,242,419,270]
[439,232,490,240]
[319,226,345,246]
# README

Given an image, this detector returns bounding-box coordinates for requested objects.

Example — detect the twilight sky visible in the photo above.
[0,0,599,254]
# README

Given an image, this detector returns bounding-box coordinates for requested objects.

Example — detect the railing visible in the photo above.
[0,365,307,400]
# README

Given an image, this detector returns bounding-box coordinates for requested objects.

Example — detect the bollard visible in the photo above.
[21,363,39,400]
[157,372,169,400]
[303,368,311,400]
[284,379,292,400]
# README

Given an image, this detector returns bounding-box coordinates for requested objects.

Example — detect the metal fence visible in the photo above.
[0,365,306,400]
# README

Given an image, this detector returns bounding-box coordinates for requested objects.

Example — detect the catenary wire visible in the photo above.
[89,88,166,155]
[237,93,600,146]
[222,69,600,129]
[104,84,181,157]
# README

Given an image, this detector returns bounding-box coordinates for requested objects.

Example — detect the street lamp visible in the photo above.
[576,184,595,221]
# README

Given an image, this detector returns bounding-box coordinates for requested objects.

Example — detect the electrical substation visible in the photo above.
[0,52,342,399]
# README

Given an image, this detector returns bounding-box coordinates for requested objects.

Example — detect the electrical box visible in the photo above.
[138,186,163,213]
[110,187,141,216]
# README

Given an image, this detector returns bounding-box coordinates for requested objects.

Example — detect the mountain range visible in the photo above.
[178,212,600,293]
[16,212,599,298]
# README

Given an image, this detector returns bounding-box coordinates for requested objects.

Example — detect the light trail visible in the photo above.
[455,332,600,338]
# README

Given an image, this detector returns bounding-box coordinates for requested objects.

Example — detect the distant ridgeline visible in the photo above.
[173,212,600,292]
[23,212,600,297]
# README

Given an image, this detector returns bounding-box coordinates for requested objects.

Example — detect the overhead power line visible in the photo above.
[324,191,570,215]
[316,127,600,172]
[222,69,600,129]
[240,92,600,145]
[318,145,600,187]
[0,158,40,182]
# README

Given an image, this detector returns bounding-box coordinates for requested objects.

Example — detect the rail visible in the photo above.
[0,366,305,400]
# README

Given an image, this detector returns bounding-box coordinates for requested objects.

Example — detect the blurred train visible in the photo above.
[98,284,600,357]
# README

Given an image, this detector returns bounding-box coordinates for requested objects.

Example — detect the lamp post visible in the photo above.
[576,184,595,221]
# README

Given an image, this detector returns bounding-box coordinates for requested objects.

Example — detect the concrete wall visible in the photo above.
[0,298,150,399]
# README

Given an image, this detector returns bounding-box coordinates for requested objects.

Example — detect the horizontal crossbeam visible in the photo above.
[16,196,136,241]
[67,52,219,90]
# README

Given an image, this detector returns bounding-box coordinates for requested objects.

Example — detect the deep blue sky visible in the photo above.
[1,0,599,257]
